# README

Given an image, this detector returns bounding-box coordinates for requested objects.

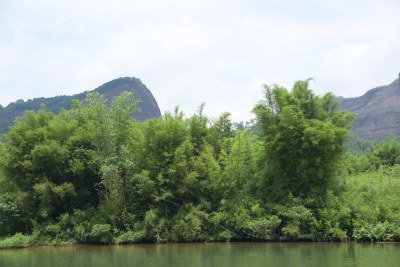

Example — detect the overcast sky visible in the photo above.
[1,0,399,121]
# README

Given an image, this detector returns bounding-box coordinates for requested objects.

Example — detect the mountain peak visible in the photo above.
[0,77,161,133]
[92,77,161,120]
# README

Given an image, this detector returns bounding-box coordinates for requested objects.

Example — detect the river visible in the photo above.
[1,242,400,267]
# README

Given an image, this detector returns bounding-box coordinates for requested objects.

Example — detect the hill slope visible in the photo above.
[0,77,161,133]
[340,75,400,139]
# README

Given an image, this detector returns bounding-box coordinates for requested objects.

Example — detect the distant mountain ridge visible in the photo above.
[340,75,400,139]
[0,77,161,133]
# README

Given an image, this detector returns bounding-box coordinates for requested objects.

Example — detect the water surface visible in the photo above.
[1,242,399,267]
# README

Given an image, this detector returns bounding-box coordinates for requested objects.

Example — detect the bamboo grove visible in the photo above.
[1,80,400,248]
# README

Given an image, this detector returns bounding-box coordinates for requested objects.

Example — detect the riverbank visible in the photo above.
[2,234,400,250]
[2,87,400,252]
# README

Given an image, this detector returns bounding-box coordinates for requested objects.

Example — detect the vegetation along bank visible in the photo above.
[1,79,400,248]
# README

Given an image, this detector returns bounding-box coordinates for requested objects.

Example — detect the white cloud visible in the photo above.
[0,0,399,121]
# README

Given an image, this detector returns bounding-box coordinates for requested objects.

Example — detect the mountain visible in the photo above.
[0,77,161,133]
[340,75,400,139]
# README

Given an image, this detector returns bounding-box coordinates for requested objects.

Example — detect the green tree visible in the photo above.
[1,105,102,223]
[373,136,400,166]
[208,112,234,157]
[218,130,259,199]
[96,92,139,227]
[253,79,355,203]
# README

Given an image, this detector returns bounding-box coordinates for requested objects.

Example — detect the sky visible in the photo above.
[0,0,399,122]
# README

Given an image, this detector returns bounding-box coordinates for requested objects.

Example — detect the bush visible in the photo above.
[114,231,145,244]
[0,233,32,248]
[170,206,208,242]
[353,222,397,242]
[0,198,26,237]
[245,216,281,240]
[89,224,113,244]
[279,205,317,240]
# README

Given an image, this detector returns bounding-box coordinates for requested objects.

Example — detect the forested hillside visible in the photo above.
[0,77,161,133]
[1,80,400,248]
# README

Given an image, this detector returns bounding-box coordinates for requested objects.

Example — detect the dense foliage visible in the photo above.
[1,79,400,248]
[253,80,355,203]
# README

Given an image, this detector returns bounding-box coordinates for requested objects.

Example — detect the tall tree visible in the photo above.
[253,79,355,203]
[1,106,99,222]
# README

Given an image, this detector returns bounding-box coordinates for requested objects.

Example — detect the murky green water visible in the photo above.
[1,242,399,267]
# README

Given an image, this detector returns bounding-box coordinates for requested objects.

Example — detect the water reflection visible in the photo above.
[1,243,400,267]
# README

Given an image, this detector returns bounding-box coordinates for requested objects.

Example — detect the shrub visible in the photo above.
[89,224,113,244]
[114,231,145,244]
[0,233,32,248]
[353,222,396,242]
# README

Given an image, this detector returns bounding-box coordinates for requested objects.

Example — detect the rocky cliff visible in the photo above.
[340,75,400,139]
